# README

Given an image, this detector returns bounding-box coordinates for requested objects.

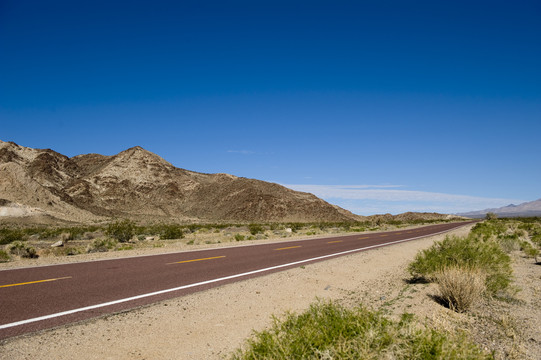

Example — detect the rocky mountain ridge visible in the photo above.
[0,140,361,224]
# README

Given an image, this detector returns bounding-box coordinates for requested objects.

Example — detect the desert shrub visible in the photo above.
[106,219,135,242]
[0,228,25,245]
[435,266,486,312]
[64,247,84,256]
[470,221,507,241]
[235,234,245,241]
[286,223,304,233]
[161,225,183,239]
[248,224,264,235]
[88,238,118,253]
[521,242,539,262]
[497,234,521,253]
[531,234,541,247]
[9,241,38,258]
[187,224,202,233]
[0,249,11,262]
[150,224,184,240]
[408,235,512,295]
[231,301,491,359]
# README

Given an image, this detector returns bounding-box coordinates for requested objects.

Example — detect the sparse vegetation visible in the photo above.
[0,249,11,262]
[408,234,512,296]
[0,228,25,244]
[106,219,136,242]
[8,241,38,258]
[248,223,264,235]
[146,224,184,240]
[0,217,471,260]
[234,234,245,241]
[231,301,491,359]
[485,212,498,220]
[88,238,118,252]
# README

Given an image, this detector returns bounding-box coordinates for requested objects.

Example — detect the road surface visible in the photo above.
[0,221,473,340]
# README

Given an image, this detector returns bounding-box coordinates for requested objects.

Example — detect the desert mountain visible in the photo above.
[0,140,362,223]
[457,198,541,218]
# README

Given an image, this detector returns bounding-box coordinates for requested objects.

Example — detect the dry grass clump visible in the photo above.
[435,266,486,313]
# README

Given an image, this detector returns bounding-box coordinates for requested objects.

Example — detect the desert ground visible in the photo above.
[1,223,539,360]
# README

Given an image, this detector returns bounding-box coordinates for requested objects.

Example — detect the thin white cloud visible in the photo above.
[282,184,527,215]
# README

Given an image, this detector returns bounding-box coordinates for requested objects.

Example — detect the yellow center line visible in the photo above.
[327,240,343,244]
[358,237,369,239]
[168,255,226,265]
[379,234,388,237]
[274,246,302,251]
[0,276,72,289]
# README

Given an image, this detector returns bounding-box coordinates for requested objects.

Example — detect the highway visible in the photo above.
[0,221,474,340]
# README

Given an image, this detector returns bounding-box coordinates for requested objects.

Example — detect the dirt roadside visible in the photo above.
[1,223,539,359]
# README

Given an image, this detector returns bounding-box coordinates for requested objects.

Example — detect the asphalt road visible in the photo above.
[0,221,474,340]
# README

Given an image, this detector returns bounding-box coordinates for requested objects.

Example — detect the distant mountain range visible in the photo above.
[457,198,541,218]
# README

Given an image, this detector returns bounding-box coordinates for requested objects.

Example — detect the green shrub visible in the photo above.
[106,219,135,242]
[470,221,507,241]
[235,234,245,241]
[9,241,38,258]
[248,224,264,235]
[531,234,541,247]
[521,242,539,262]
[157,224,184,240]
[0,228,25,245]
[231,301,491,359]
[497,234,520,253]
[88,238,118,253]
[408,235,512,295]
[0,249,11,262]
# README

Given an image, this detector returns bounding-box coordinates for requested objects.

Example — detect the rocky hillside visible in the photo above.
[0,140,361,224]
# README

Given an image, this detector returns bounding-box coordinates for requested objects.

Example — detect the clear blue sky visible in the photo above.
[1,0,540,215]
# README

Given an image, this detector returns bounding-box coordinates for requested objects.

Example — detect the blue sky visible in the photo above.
[1,0,540,215]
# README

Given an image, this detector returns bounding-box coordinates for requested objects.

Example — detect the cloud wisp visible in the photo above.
[282,184,527,215]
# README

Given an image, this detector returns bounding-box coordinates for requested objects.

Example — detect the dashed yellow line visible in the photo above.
[274,246,302,251]
[327,240,343,244]
[358,237,369,240]
[379,234,388,237]
[0,276,72,289]
[168,256,226,265]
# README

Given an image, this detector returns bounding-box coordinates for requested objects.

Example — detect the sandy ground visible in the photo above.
[1,223,539,359]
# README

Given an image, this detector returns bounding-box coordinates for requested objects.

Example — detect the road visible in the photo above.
[0,221,473,340]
